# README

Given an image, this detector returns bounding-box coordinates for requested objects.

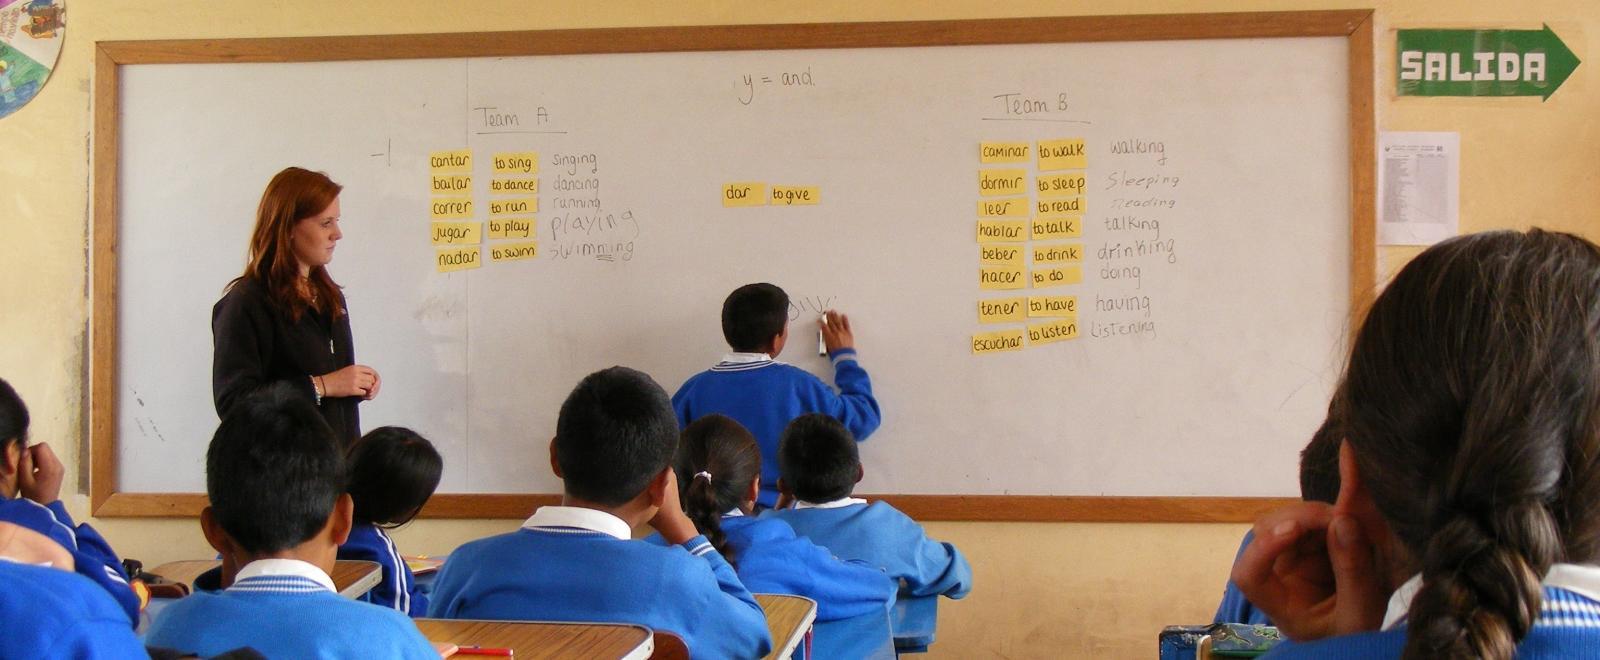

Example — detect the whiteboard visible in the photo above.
[112,35,1353,500]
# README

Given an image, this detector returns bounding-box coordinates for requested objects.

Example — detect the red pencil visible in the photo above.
[454,646,514,657]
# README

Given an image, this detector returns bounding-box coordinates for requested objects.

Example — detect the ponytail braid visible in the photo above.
[676,415,765,570]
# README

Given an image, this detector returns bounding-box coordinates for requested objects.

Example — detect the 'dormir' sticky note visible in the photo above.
[489,197,538,217]
[1032,216,1083,240]
[492,152,538,174]
[979,244,1024,265]
[490,241,539,262]
[1032,243,1084,264]
[978,198,1027,217]
[723,182,768,207]
[770,185,820,206]
[972,329,1025,355]
[430,221,481,246]
[430,197,474,220]
[436,246,481,273]
[978,169,1028,197]
[978,297,1027,324]
[1035,173,1087,197]
[429,149,472,172]
[977,220,1027,243]
[1028,295,1079,318]
[980,266,1026,290]
[430,175,471,194]
[1028,318,1080,345]
[980,142,1030,163]
[487,217,536,240]
[490,177,539,194]
[1038,138,1087,171]
[1031,266,1084,289]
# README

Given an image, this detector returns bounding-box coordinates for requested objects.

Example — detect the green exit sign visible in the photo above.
[1397,26,1580,100]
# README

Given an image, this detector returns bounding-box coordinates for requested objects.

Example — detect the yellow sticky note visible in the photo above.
[1032,266,1084,289]
[972,329,1025,355]
[1032,243,1084,264]
[723,182,767,207]
[980,142,1030,163]
[1028,295,1079,318]
[430,221,481,246]
[979,244,1024,265]
[489,197,538,217]
[978,198,1027,217]
[1036,173,1086,198]
[1028,318,1080,345]
[978,297,1027,324]
[492,152,538,174]
[429,149,472,172]
[436,246,481,273]
[430,175,471,195]
[1037,196,1085,216]
[978,169,1028,197]
[490,241,539,262]
[1032,215,1083,240]
[490,177,539,194]
[487,217,536,240]
[429,197,473,220]
[980,266,1026,290]
[977,220,1027,243]
[770,186,820,206]
[1038,138,1087,171]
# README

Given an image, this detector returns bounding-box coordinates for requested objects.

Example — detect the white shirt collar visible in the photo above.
[1382,563,1600,630]
[719,352,772,364]
[233,558,336,592]
[723,508,745,518]
[794,497,868,510]
[521,505,631,540]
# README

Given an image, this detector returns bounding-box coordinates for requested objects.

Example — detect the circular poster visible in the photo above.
[0,0,64,119]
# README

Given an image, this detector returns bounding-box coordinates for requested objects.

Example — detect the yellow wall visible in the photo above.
[1,1,1595,657]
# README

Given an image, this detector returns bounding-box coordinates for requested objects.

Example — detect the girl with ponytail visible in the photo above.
[1234,229,1600,659]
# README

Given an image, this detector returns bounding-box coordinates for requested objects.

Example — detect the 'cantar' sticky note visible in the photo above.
[429,149,472,172]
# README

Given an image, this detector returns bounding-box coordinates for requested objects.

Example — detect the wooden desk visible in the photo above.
[757,594,817,660]
[416,619,653,660]
[148,560,382,599]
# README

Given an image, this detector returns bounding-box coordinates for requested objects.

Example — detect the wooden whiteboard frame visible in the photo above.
[90,11,1376,520]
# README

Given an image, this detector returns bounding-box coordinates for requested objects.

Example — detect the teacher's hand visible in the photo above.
[322,365,380,400]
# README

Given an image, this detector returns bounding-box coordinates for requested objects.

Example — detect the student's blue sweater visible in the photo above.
[765,501,972,601]
[1214,529,1272,626]
[428,527,772,659]
[672,349,882,507]
[1263,586,1600,659]
[338,522,426,617]
[0,497,139,626]
[0,559,145,659]
[145,572,437,659]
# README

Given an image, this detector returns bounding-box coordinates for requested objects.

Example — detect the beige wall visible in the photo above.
[1,1,1595,657]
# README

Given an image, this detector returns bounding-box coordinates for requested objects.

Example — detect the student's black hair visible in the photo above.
[206,382,347,553]
[554,366,680,507]
[721,283,790,352]
[0,377,27,450]
[1298,414,1342,505]
[777,413,859,503]
[676,415,762,567]
[346,426,443,527]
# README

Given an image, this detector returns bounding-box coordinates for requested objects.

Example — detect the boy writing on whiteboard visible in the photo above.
[672,283,881,509]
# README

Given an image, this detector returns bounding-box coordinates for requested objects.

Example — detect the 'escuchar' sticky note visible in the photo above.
[1031,266,1083,289]
[492,152,538,174]
[978,297,1027,324]
[430,221,481,246]
[972,329,1025,355]
[489,197,538,217]
[490,241,539,262]
[429,149,472,172]
[1028,318,1080,345]
[1038,138,1087,171]
[980,267,1026,290]
[723,182,768,207]
[978,169,1028,197]
[980,142,1030,163]
[436,246,481,273]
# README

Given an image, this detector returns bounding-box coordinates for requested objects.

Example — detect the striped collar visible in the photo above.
[712,353,777,372]
[1383,563,1600,631]
[522,506,631,540]
[228,558,336,594]
[794,497,868,510]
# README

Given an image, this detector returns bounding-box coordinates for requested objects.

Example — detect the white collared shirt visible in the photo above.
[232,558,337,593]
[719,352,772,364]
[1382,562,1600,630]
[521,505,631,540]
[793,497,868,510]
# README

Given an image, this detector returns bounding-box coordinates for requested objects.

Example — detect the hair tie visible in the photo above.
[693,471,713,482]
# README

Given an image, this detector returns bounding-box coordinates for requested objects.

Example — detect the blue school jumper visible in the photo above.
[144,558,437,660]
[338,522,426,617]
[766,500,972,600]
[0,559,145,658]
[672,350,881,507]
[1214,529,1272,625]
[428,506,772,660]
[0,497,138,625]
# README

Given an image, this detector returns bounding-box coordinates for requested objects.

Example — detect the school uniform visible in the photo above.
[0,558,146,659]
[0,497,138,625]
[1213,529,1272,625]
[338,522,426,617]
[1263,563,1600,658]
[672,349,881,507]
[428,506,772,659]
[144,558,437,660]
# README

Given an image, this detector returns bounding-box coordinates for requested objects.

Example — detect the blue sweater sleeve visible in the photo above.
[821,348,882,441]
[881,508,971,599]
[680,535,772,658]
[795,544,896,622]
[44,501,139,626]
[45,501,127,579]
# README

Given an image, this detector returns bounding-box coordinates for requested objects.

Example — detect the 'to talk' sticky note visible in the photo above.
[487,218,536,240]
[972,329,1025,355]
[430,221,481,246]
[1028,318,1080,345]
[1028,295,1078,318]
[979,244,1024,265]
[1032,243,1084,264]
[977,220,1027,243]
[980,266,1026,290]
[1038,138,1087,171]
[770,185,820,205]
[430,197,473,220]
[978,297,1027,324]
[489,197,538,217]
[980,142,1030,163]
[430,174,471,194]
[1031,265,1083,289]
[978,198,1027,217]
[978,169,1028,197]
[723,182,768,207]
[1035,173,1086,197]
[492,152,538,174]
[490,177,539,194]
[436,246,482,273]
[429,149,472,172]
[490,241,539,262]
[1032,216,1083,240]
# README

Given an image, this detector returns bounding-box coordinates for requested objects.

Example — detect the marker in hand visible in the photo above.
[818,314,828,356]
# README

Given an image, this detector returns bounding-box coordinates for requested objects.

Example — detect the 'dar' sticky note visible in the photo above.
[980,244,1024,265]
[1028,295,1078,318]
[429,149,472,172]
[489,197,538,217]
[1035,173,1086,197]
[430,197,473,220]
[490,177,539,194]
[1038,138,1086,171]
[436,246,481,273]
[1032,215,1083,240]
[978,169,1028,197]
[980,266,1026,290]
[977,220,1027,243]
[1028,318,1080,345]
[980,142,1030,163]
[492,152,538,174]
[1032,243,1084,264]
[490,241,539,262]
[972,329,1025,355]
[723,182,768,207]
[430,175,471,194]
[978,297,1027,324]
[770,185,820,206]
[978,198,1027,217]
[487,217,536,240]
[1031,266,1083,289]
[430,221,481,246]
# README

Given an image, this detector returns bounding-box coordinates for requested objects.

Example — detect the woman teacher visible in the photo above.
[212,167,379,446]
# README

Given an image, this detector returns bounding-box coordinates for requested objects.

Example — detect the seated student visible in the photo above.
[144,384,436,659]
[765,414,971,616]
[1214,414,1342,625]
[1233,230,1600,659]
[673,283,881,508]
[0,547,146,658]
[0,377,139,626]
[652,414,896,657]
[429,366,772,659]
[338,426,441,617]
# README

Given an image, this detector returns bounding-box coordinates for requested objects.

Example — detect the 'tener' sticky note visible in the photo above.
[978,297,1027,324]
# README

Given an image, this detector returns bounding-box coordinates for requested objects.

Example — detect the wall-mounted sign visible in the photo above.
[0,0,65,119]
[1397,25,1580,100]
